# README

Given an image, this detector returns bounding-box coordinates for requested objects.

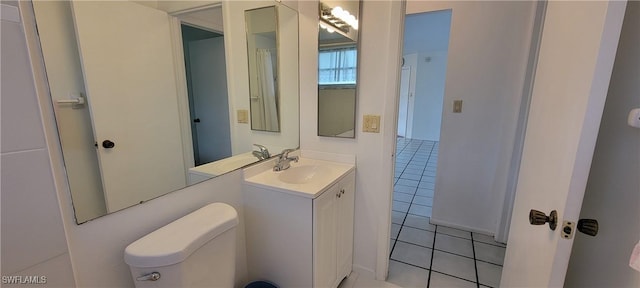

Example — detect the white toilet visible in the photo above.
[124,203,239,288]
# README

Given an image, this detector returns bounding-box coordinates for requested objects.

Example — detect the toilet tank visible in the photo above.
[124,203,239,288]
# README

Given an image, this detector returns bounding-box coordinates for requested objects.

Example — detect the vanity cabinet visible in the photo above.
[243,170,355,287]
[314,173,355,287]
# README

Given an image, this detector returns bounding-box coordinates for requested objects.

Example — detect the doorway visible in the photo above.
[390,9,507,287]
[387,1,543,286]
[180,25,232,166]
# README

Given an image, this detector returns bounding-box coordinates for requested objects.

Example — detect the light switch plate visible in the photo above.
[237,110,249,124]
[453,100,463,113]
[363,115,381,133]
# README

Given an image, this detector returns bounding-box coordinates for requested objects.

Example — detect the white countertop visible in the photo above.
[189,152,259,178]
[243,151,355,199]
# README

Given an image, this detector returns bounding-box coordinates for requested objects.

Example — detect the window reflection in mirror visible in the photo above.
[317,1,360,138]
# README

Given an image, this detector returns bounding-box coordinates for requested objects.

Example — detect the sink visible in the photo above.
[243,155,355,198]
[277,165,331,184]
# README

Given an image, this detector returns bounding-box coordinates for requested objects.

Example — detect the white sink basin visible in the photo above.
[278,165,331,184]
[243,156,355,198]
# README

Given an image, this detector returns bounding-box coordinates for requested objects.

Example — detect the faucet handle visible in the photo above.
[253,144,270,157]
[280,148,296,159]
[253,144,267,151]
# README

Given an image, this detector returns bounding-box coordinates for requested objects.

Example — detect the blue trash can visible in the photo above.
[245,280,278,288]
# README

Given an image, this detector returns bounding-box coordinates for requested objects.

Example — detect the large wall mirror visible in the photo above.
[32,1,299,224]
[317,0,360,138]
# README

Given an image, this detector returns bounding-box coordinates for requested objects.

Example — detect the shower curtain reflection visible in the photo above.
[256,49,279,131]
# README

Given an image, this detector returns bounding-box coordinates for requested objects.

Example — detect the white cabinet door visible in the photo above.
[313,184,338,287]
[71,2,186,212]
[336,174,355,282]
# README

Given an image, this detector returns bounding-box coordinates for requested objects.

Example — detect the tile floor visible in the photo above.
[389,138,507,288]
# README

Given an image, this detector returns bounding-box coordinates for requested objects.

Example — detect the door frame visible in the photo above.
[382,0,625,283]
[397,66,412,138]
[494,0,548,243]
[167,3,225,173]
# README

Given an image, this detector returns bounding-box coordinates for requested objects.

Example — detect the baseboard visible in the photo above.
[351,264,375,279]
[429,218,494,237]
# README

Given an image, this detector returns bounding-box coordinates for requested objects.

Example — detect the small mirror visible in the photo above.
[246,6,280,132]
[317,1,360,138]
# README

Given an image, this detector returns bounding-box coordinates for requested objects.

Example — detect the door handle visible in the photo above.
[102,140,115,149]
[529,209,558,230]
[577,219,598,236]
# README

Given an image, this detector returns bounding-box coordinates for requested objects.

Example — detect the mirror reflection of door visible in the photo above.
[72,1,187,213]
[181,25,232,166]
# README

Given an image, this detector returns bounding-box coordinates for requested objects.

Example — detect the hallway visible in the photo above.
[389,139,506,287]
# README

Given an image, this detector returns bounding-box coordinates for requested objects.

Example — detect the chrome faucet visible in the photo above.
[273,149,299,171]
[252,144,270,160]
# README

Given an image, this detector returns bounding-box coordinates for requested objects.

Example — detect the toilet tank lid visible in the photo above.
[124,202,239,268]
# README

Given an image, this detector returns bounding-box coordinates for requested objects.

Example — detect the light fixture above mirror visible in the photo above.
[320,4,358,33]
[318,1,359,42]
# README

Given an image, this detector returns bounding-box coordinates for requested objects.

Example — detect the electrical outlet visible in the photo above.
[237,110,249,124]
[363,115,381,133]
[453,100,463,113]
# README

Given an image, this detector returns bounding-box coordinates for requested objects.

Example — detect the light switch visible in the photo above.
[237,110,249,124]
[363,115,381,133]
[453,100,463,113]
[628,108,640,128]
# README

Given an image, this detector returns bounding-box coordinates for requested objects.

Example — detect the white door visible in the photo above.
[397,67,411,137]
[72,2,187,212]
[501,1,626,286]
[189,37,232,164]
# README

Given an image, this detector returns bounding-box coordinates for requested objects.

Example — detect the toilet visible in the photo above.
[124,203,239,288]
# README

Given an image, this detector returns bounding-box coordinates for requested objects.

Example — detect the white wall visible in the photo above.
[404,9,452,53]
[564,2,640,286]
[406,1,537,234]
[403,9,451,141]
[1,3,75,286]
[298,0,405,278]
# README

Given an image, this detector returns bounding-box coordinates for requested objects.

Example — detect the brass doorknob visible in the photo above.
[529,209,558,230]
[102,140,115,149]
[577,219,598,236]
